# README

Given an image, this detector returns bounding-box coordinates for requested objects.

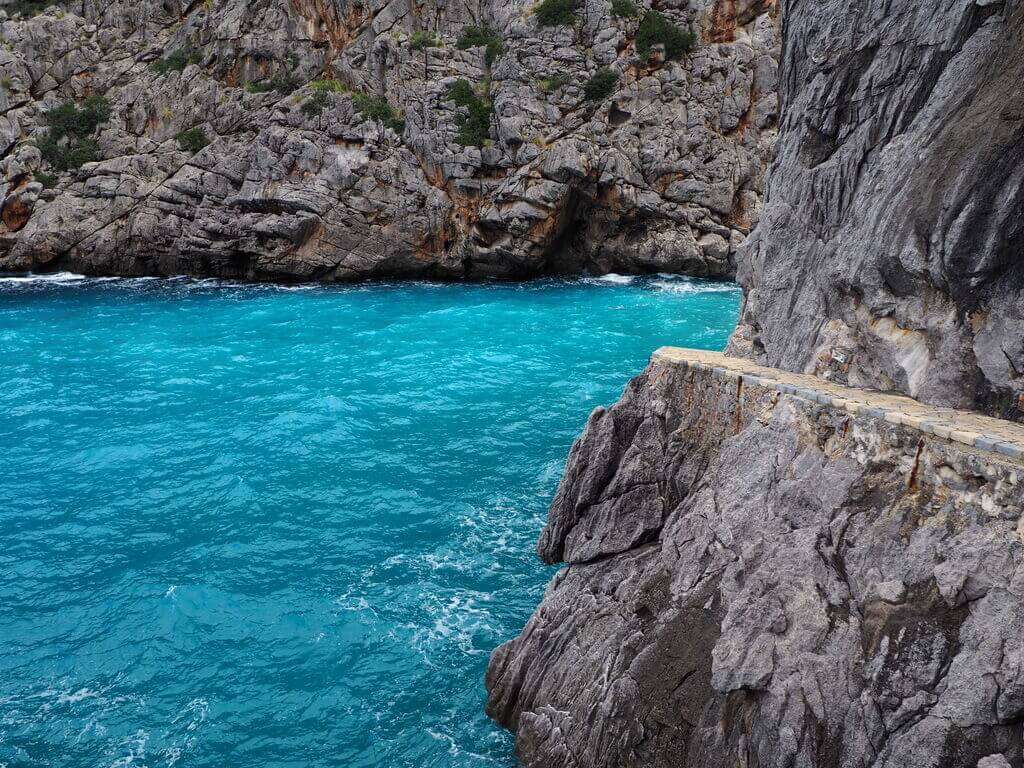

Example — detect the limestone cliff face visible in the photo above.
[730,0,1024,420]
[0,0,777,279]
[487,357,1024,768]
[486,1,1024,766]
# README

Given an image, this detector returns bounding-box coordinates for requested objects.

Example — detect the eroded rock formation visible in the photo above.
[730,0,1024,420]
[0,0,777,279]
[487,0,1024,766]
[487,356,1024,768]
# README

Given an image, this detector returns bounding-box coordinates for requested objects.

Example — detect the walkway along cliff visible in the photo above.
[486,1,1024,766]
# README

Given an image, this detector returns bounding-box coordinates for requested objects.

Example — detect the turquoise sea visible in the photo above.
[0,273,740,767]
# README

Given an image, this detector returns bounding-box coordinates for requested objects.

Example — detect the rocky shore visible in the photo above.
[487,0,1024,766]
[0,0,777,280]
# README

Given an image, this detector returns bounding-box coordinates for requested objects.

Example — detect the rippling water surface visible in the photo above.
[0,273,740,767]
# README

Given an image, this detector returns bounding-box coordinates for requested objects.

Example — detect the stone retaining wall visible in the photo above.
[655,347,1024,465]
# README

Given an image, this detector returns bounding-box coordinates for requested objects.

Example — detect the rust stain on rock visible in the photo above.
[1,195,33,232]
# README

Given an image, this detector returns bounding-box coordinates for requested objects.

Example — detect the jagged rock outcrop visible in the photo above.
[487,1,1024,766]
[729,0,1024,420]
[0,0,777,279]
[487,356,1024,768]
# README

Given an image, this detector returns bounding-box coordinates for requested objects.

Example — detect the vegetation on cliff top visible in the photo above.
[300,80,404,133]
[7,1,58,17]
[244,74,301,94]
[610,0,641,18]
[409,30,439,51]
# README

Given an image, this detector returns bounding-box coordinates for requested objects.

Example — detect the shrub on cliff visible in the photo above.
[37,96,111,171]
[456,25,503,66]
[537,73,569,92]
[351,93,405,134]
[445,79,492,147]
[176,127,210,153]
[636,10,695,59]
[35,171,58,189]
[150,47,202,75]
[583,68,619,101]
[410,30,439,51]
[244,74,301,94]
[610,0,640,17]
[534,0,578,27]
[8,1,56,17]
[300,81,347,116]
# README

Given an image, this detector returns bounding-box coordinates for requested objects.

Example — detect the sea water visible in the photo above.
[0,273,740,767]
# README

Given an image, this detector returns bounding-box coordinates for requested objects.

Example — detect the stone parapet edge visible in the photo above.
[653,347,1024,465]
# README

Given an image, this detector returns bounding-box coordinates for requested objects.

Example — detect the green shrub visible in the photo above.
[300,84,404,133]
[176,127,210,153]
[410,30,439,51]
[150,47,202,75]
[8,1,57,17]
[244,73,301,94]
[300,90,330,116]
[534,0,577,27]
[351,92,405,133]
[583,68,618,101]
[43,96,111,140]
[310,79,348,93]
[445,79,491,147]
[610,0,640,17]
[537,73,569,92]
[37,96,111,171]
[38,136,99,171]
[635,10,695,59]
[456,25,503,66]
[35,171,58,189]
[301,81,348,115]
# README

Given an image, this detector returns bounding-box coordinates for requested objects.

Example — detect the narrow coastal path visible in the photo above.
[655,347,1024,464]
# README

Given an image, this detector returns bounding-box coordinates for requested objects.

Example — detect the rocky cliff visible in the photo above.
[0,0,777,280]
[730,0,1024,420]
[487,353,1024,768]
[486,1,1024,766]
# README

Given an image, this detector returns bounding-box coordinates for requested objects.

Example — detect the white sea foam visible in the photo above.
[0,272,88,284]
[651,278,740,295]
[426,728,507,762]
[594,273,635,284]
[108,729,149,767]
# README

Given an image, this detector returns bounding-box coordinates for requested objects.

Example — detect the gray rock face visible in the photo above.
[0,0,777,279]
[488,2,1024,766]
[729,0,1024,420]
[487,358,1024,767]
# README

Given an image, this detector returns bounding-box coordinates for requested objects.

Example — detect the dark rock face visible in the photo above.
[730,0,1024,420]
[0,0,778,280]
[486,359,1024,767]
